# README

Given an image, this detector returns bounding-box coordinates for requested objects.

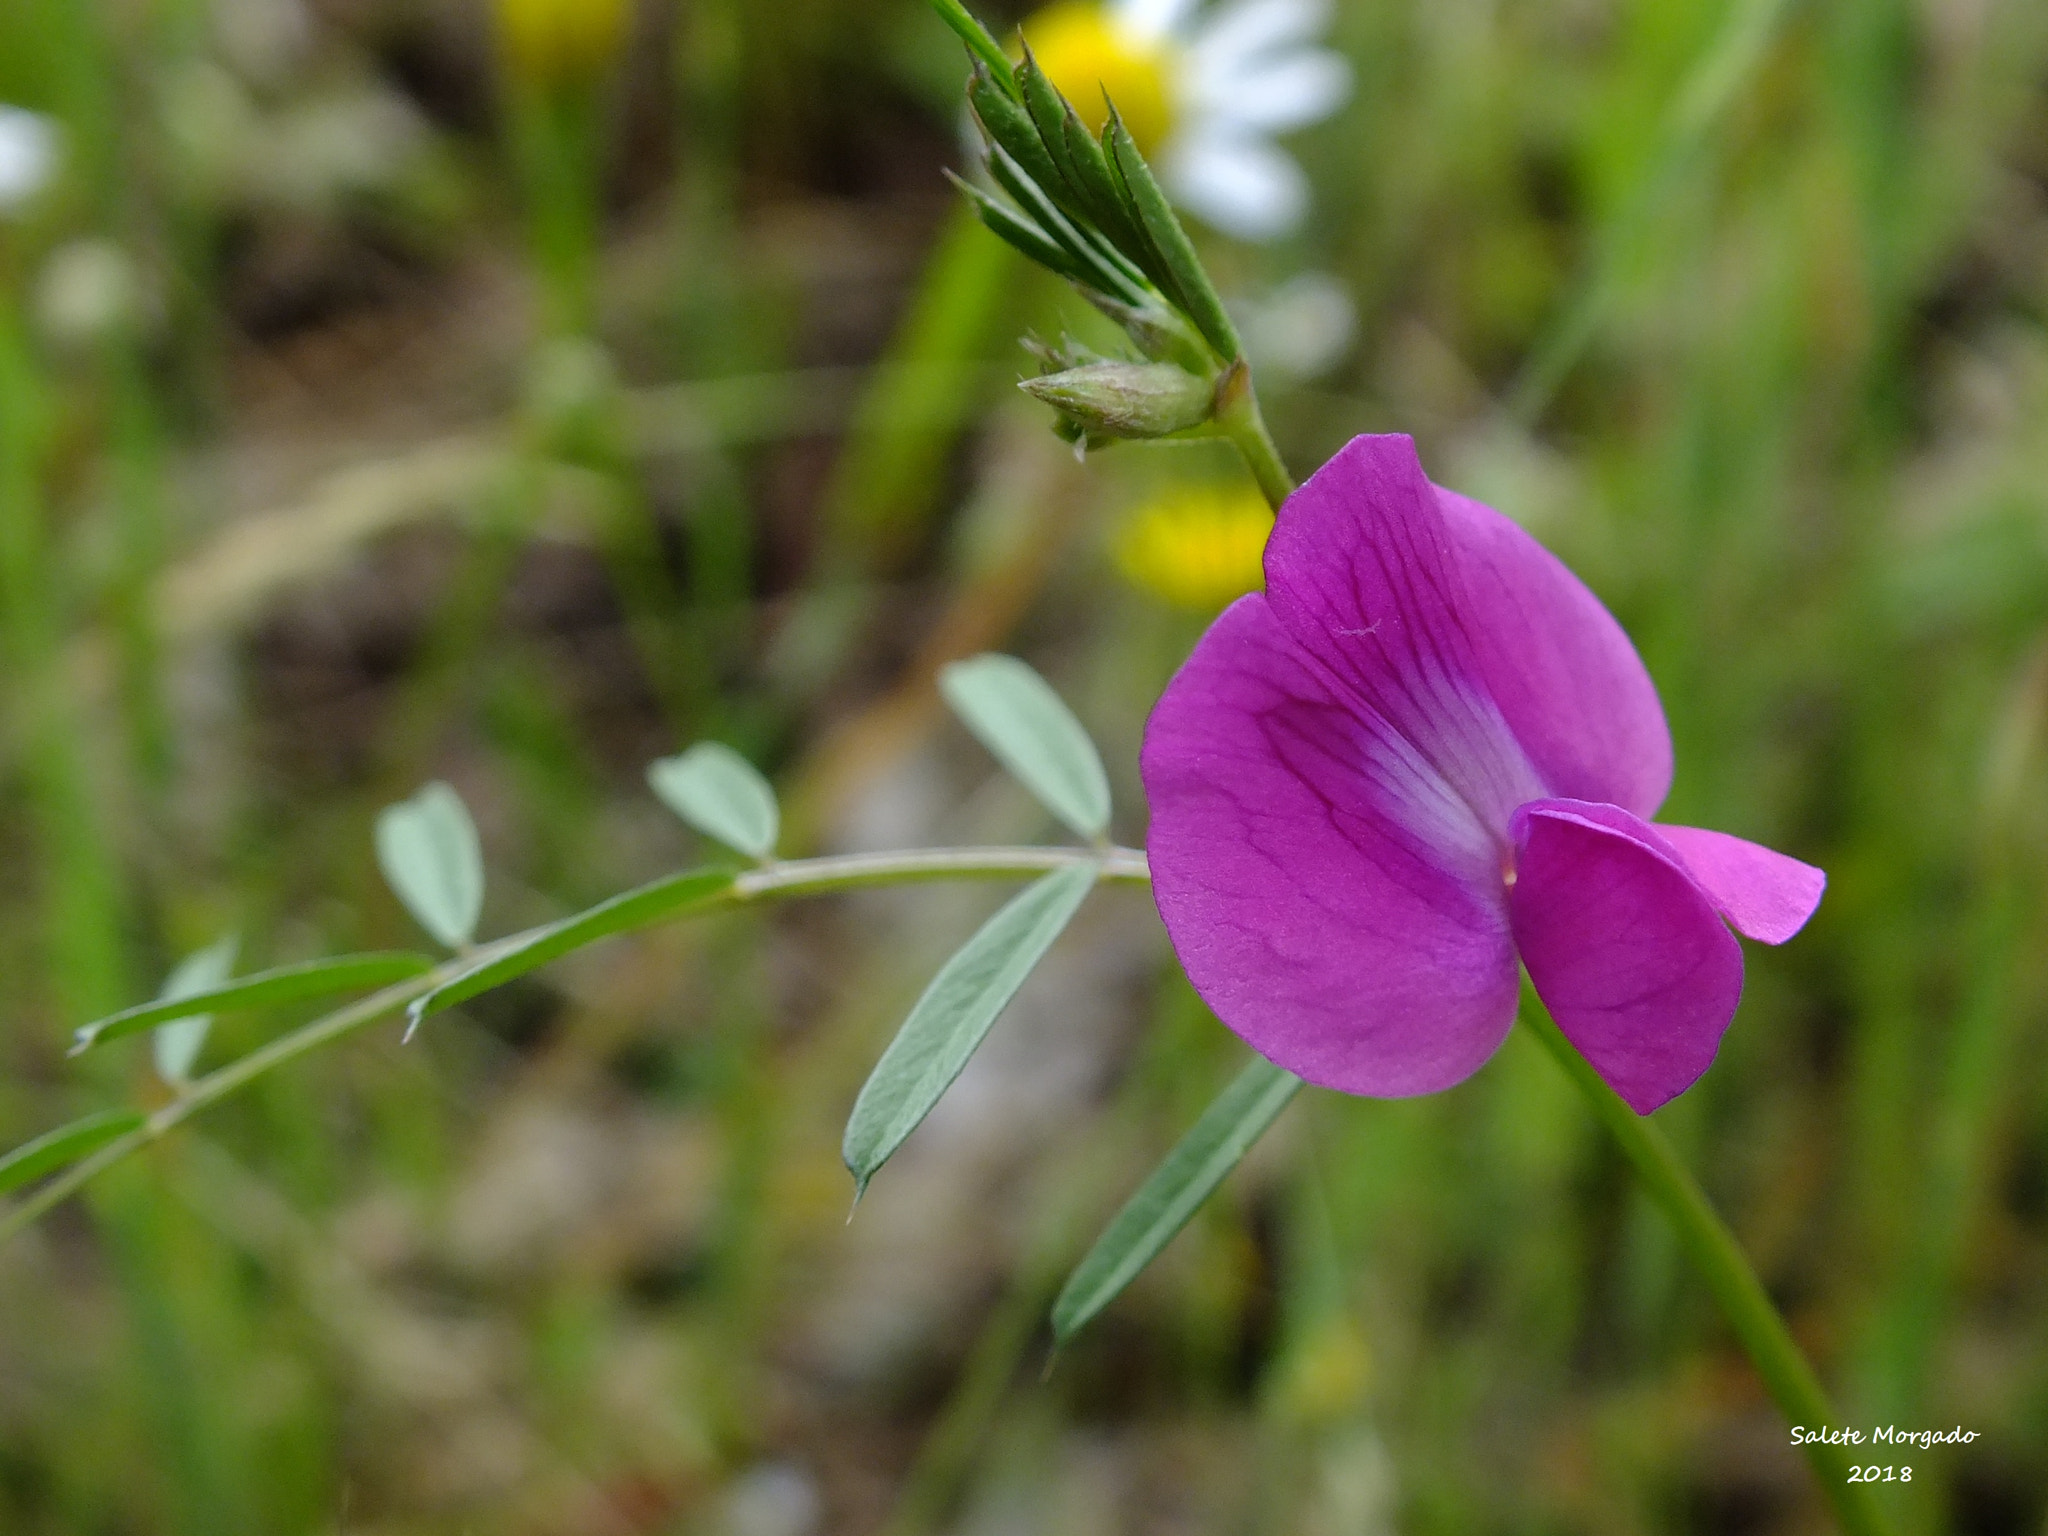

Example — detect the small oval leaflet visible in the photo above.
[939,655,1111,841]
[844,862,1098,1196]
[376,781,485,949]
[648,743,779,860]
[1053,1055,1302,1343]
[153,934,239,1088]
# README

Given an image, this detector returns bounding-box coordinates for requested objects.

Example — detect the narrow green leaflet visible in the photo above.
[949,174,1093,285]
[152,934,239,1088]
[928,0,1017,93]
[0,1111,147,1199]
[406,866,736,1035]
[1103,111,1241,362]
[1053,1056,1303,1343]
[966,67,1067,212]
[1058,105,1153,274]
[983,146,1147,307]
[843,863,1097,1195]
[939,654,1111,840]
[647,743,780,860]
[376,781,485,949]
[72,952,437,1054]
[1015,49,1087,210]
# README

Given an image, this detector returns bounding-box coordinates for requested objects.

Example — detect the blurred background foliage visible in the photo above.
[0,0,2045,1531]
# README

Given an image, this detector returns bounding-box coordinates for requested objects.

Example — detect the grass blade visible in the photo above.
[1052,1056,1302,1343]
[73,952,438,1054]
[0,1110,148,1198]
[843,863,1097,1195]
[939,654,1111,841]
[406,866,736,1033]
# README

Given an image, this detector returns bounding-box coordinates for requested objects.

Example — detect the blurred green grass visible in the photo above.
[0,0,2045,1532]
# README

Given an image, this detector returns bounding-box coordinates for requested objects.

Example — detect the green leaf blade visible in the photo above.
[72,952,438,1054]
[1053,1056,1302,1344]
[843,863,1097,1194]
[1103,113,1241,361]
[951,175,1093,283]
[1015,48,1088,213]
[152,934,239,1088]
[647,743,780,860]
[939,654,1111,840]
[376,781,486,949]
[0,1110,148,1199]
[967,67,1068,208]
[928,0,1018,95]
[984,146,1148,306]
[406,866,736,1032]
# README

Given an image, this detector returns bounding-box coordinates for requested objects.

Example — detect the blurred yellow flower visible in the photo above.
[1113,483,1273,610]
[496,0,630,88]
[1016,0,1350,241]
[1022,1,1176,153]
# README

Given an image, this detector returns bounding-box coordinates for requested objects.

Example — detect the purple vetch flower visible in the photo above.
[1139,435,1825,1113]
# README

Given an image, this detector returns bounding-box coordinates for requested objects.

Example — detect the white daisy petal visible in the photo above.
[0,105,59,214]
[1187,0,1332,73]
[1237,271,1356,377]
[1162,132,1308,240]
[1189,50,1351,133]
[1114,0,1201,44]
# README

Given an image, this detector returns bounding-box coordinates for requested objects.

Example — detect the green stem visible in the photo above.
[1520,1003,1893,1536]
[1214,364,1295,512]
[0,844,1148,1246]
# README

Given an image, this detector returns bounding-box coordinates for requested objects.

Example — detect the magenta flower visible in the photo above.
[1140,436,1824,1113]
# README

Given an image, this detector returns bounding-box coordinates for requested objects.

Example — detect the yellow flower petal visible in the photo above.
[1113,484,1274,611]
[496,0,630,87]
[1021,2,1176,154]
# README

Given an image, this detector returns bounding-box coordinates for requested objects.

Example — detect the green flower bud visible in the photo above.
[1018,360,1216,443]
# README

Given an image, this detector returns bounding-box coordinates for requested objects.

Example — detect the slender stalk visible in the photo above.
[0,845,1148,1247]
[734,843,1148,897]
[1519,1002,1893,1536]
[1212,362,1295,511]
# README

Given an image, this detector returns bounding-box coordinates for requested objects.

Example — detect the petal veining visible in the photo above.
[1509,799,1744,1114]
[1262,436,1549,850]
[1142,596,1521,1096]
[1434,486,1672,818]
